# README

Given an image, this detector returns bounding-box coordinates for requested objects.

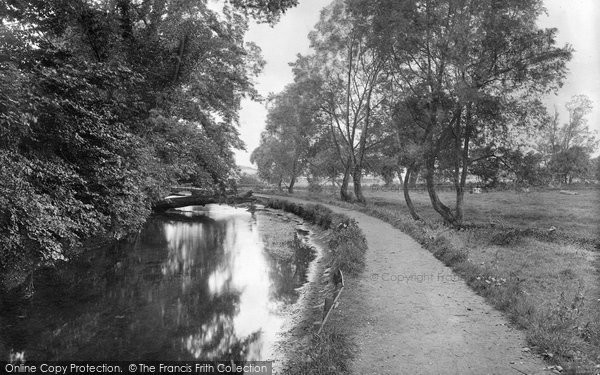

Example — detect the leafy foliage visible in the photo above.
[250,0,574,226]
[252,71,322,192]
[535,95,598,184]
[0,0,297,289]
[549,146,591,184]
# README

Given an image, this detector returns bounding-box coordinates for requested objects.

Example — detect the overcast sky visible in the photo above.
[235,0,600,167]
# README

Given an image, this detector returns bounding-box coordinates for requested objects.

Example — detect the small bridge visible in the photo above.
[152,190,255,212]
[169,186,216,196]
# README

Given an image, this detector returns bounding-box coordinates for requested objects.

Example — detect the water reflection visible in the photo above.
[0,205,314,362]
[264,235,315,306]
[173,205,283,361]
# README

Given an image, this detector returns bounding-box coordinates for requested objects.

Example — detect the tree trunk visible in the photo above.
[288,174,296,194]
[277,178,283,192]
[425,153,459,226]
[353,166,365,203]
[455,183,465,224]
[403,166,420,220]
[408,167,419,188]
[288,158,298,194]
[340,157,352,201]
[352,76,376,205]
[454,182,466,224]
[455,105,471,225]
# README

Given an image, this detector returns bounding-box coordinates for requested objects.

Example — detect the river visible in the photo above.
[0,204,316,363]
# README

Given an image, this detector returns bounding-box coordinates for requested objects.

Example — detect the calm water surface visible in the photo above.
[0,204,314,362]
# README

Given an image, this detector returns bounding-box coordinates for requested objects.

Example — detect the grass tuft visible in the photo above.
[283,329,356,375]
[265,199,367,276]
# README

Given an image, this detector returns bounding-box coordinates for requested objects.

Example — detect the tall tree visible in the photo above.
[560,95,597,152]
[537,95,597,183]
[308,0,389,203]
[251,81,320,193]
[361,0,572,226]
[390,96,429,220]
[250,134,288,190]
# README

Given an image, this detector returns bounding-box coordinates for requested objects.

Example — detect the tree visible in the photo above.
[469,147,501,188]
[504,150,546,187]
[549,146,591,184]
[0,0,298,291]
[361,0,572,226]
[250,134,288,190]
[228,0,299,23]
[308,0,389,203]
[305,130,345,188]
[251,79,320,193]
[537,95,598,184]
[561,95,597,152]
[537,106,562,165]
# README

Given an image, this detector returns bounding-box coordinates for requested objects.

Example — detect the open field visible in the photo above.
[267,186,600,371]
[365,188,600,242]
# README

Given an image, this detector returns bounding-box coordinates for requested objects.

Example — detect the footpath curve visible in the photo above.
[260,195,550,375]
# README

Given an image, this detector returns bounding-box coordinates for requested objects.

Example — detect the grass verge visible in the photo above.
[282,328,356,375]
[263,198,367,374]
[265,199,367,277]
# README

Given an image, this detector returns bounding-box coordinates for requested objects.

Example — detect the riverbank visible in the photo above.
[257,198,367,374]
[252,206,321,370]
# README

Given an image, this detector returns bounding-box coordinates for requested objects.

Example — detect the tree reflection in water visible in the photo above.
[0,204,313,362]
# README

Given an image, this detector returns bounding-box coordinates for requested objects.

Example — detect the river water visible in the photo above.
[0,204,315,362]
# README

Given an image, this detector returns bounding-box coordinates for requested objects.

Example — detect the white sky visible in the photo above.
[235,0,600,167]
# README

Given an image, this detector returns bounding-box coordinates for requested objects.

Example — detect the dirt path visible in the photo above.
[261,196,550,375]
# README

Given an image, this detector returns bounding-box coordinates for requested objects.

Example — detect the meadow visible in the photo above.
[366,188,599,241]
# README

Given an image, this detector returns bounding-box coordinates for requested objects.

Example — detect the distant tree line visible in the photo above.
[0,0,297,289]
[252,0,599,226]
[469,95,598,188]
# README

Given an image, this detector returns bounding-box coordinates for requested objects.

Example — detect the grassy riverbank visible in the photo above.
[265,199,367,277]
[262,199,367,375]
[262,188,600,373]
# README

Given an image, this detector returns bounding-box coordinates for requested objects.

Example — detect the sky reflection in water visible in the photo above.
[0,204,309,362]
[173,205,284,361]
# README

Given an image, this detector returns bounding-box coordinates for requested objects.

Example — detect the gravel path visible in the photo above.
[261,196,551,375]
